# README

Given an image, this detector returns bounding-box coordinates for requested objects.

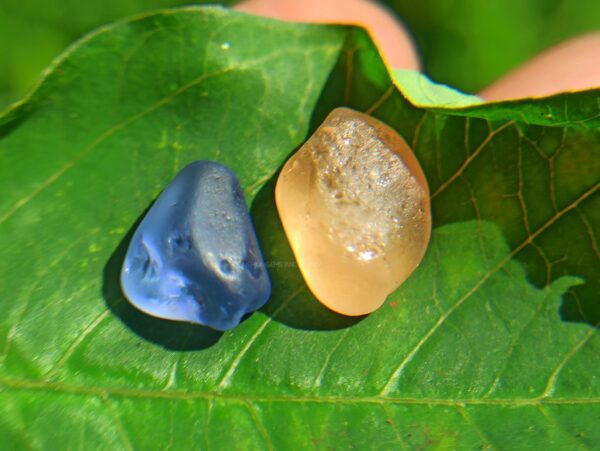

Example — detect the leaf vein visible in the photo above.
[43,310,109,380]
[314,328,351,388]
[381,403,409,451]
[101,397,134,451]
[3,376,600,406]
[380,182,598,396]
[215,285,305,390]
[245,401,274,451]
[456,405,497,451]
[1,230,99,362]
[431,120,514,199]
[541,326,597,398]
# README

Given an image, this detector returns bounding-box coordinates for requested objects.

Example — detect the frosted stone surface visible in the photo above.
[275,108,431,316]
[121,161,271,331]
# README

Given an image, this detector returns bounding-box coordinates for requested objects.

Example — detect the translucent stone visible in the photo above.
[275,107,431,316]
[121,161,271,331]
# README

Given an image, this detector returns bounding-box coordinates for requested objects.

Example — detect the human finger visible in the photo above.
[234,0,420,70]
[480,32,600,101]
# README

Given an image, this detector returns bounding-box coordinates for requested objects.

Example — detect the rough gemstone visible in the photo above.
[121,161,271,331]
[275,107,431,316]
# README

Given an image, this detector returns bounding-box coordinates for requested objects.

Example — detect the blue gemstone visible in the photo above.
[120,161,271,331]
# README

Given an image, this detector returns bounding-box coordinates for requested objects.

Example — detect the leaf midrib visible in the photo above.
[1,377,599,406]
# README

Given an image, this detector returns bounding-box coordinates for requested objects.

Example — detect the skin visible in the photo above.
[234,0,600,100]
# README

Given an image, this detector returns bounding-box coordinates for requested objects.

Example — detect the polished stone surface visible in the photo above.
[121,161,271,331]
[275,107,431,316]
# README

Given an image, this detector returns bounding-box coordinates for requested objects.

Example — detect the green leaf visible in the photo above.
[392,69,483,108]
[0,7,598,449]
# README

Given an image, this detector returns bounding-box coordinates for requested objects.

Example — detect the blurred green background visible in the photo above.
[1,0,599,109]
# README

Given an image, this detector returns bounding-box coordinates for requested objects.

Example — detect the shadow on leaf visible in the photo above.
[102,205,222,351]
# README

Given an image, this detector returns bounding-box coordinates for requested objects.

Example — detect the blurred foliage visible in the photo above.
[0,0,599,109]
[0,0,229,108]
[387,0,600,93]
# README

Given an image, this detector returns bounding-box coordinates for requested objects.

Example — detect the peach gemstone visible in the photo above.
[275,107,431,316]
